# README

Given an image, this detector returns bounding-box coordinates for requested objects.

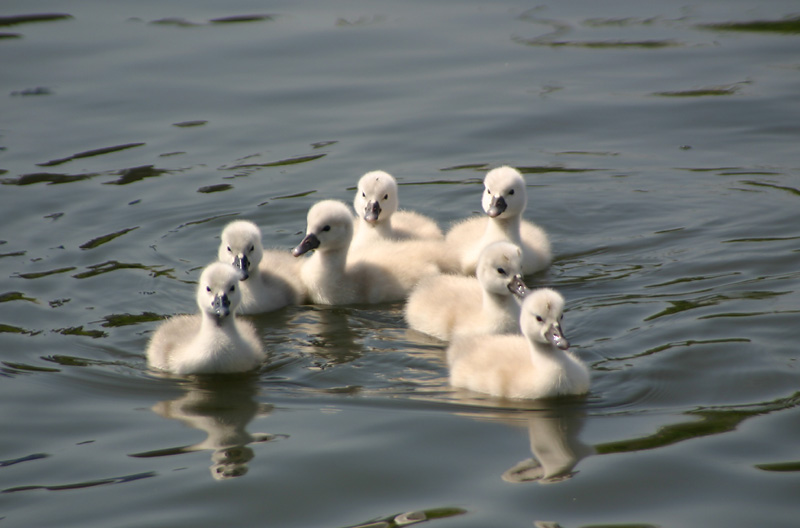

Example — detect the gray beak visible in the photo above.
[507,274,529,298]
[212,293,231,318]
[232,254,250,281]
[292,233,321,257]
[487,196,507,218]
[545,322,570,350]
[364,200,381,223]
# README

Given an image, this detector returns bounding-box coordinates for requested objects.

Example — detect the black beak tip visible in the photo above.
[487,196,507,218]
[292,234,321,257]
[232,256,250,280]
[212,294,232,317]
[364,201,381,223]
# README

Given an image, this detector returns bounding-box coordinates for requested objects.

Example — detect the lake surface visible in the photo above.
[1,0,799,526]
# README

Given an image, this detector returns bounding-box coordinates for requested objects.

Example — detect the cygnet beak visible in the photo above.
[486,196,507,218]
[211,293,231,318]
[292,233,321,257]
[364,200,381,223]
[507,274,529,298]
[232,254,250,281]
[545,322,570,350]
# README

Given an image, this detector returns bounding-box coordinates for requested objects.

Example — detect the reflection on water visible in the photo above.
[342,507,467,528]
[452,398,592,484]
[290,306,366,366]
[502,408,593,484]
[130,375,282,480]
[514,9,686,49]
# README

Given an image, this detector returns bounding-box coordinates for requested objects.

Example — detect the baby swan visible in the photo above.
[351,170,443,250]
[447,288,589,400]
[292,199,426,305]
[405,241,528,341]
[446,166,551,276]
[218,220,305,313]
[147,263,265,375]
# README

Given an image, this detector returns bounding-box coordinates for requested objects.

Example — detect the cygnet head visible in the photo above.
[218,220,264,281]
[353,170,399,224]
[197,262,243,323]
[520,288,570,350]
[476,241,528,298]
[292,200,355,257]
[481,166,528,219]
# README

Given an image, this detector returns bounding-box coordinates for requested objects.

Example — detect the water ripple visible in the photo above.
[0,13,72,27]
[2,172,98,186]
[3,471,156,494]
[79,227,140,250]
[595,392,800,455]
[72,261,175,280]
[37,143,145,168]
[699,16,800,34]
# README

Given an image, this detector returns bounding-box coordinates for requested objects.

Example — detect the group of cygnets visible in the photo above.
[147,166,590,400]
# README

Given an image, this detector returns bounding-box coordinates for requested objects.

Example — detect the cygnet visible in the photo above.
[292,200,428,304]
[218,220,305,313]
[147,262,265,375]
[447,288,589,400]
[405,241,528,341]
[446,166,552,276]
[351,170,443,250]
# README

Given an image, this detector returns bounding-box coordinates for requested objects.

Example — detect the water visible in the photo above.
[1,0,799,526]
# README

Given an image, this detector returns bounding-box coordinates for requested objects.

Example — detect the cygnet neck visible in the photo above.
[314,242,348,270]
[525,334,570,367]
[485,213,523,245]
[201,310,236,331]
[481,287,519,327]
[362,214,392,237]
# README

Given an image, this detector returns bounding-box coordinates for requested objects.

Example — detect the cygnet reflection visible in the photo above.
[131,375,282,480]
[501,406,593,484]
[453,399,592,484]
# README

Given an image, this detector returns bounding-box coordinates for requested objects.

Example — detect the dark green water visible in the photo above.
[2,1,799,526]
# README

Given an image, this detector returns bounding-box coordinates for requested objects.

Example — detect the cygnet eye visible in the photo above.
[383,194,388,200]
[322,225,331,232]
[496,267,507,275]
[362,191,366,197]
[535,315,544,323]
[509,189,515,195]
[229,285,235,292]
[226,246,232,253]
[249,245,255,252]
[486,188,491,195]
[206,286,212,292]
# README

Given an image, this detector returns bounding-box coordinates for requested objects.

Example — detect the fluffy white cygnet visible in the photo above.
[446,166,552,276]
[350,171,459,275]
[351,170,443,250]
[292,200,433,305]
[217,220,305,313]
[405,241,528,341]
[447,288,589,400]
[147,262,265,375]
